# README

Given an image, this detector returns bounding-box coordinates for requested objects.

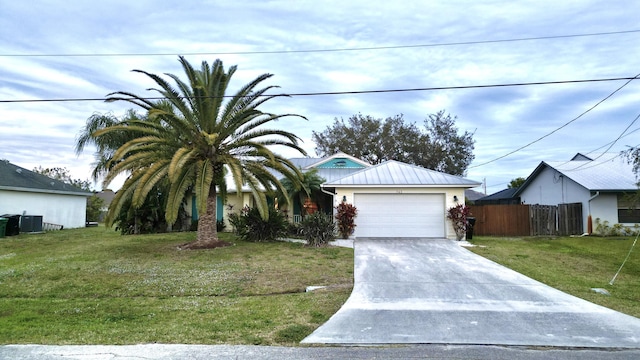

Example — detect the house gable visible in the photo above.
[315,157,365,169]
[304,152,370,170]
[515,153,640,233]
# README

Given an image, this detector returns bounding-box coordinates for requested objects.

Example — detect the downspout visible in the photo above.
[587,191,600,234]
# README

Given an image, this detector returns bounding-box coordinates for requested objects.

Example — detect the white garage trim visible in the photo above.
[353,193,446,238]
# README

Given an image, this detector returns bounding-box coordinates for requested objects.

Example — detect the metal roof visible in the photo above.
[516,153,638,194]
[323,160,482,187]
[549,153,637,191]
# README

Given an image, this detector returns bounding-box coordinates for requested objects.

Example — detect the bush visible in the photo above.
[594,218,640,236]
[447,204,471,240]
[300,212,335,247]
[335,202,357,239]
[287,221,303,238]
[232,206,288,242]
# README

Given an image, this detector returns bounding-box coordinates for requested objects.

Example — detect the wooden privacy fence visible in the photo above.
[469,203,583,236]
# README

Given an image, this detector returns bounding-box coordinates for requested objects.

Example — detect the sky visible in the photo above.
[1,0,639,194]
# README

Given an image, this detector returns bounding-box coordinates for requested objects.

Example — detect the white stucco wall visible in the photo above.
[588,193,619,227]
[0,190,88,229]
[331,186,467,240]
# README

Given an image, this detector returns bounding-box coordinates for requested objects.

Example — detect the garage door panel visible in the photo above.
[354,193,445,238]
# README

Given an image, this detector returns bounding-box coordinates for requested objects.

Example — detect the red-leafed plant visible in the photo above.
[336,202,358,239]
[447,204,471,240]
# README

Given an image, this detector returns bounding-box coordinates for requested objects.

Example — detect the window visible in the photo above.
[617,193,640,223]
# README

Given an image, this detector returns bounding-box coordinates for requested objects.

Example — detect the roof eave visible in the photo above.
[322,183,481,188]
[0,186,93,197]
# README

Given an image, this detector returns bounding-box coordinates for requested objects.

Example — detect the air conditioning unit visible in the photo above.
[21,215,43,233]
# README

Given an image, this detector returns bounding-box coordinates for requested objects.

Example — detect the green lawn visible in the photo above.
[0,226,353,345]
[468,236,640,318]
[3,229,638,345]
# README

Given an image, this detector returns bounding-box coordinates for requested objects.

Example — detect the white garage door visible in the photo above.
[353,193,445,238]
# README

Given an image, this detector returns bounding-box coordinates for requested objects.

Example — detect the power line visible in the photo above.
[2,29,639,58]
[566,112,640,171]
[468,73,640,169]
[0,76,636,104]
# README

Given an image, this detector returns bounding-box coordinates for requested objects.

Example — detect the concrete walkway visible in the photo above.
[302,238,640,347]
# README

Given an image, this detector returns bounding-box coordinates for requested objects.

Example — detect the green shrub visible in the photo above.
[287,221,303,238]
[335,202,357,239]
[300,212,335,247]
[593,218,640,236]
[233,207,288,242]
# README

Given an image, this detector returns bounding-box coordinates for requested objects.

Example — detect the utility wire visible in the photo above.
[468,73,640,169]
[565,112,640,171]
[0,76,636,104]
[609,232,638,285]
[2,29,639,58]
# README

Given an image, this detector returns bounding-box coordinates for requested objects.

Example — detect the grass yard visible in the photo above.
[468,236,640,318]
[0,226,353,345]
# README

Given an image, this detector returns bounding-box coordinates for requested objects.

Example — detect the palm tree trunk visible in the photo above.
[182,184,230,249]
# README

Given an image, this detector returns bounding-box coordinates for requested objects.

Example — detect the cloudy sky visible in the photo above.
[1,0,639,194]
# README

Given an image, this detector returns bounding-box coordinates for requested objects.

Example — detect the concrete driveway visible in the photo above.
[302,238,640,347]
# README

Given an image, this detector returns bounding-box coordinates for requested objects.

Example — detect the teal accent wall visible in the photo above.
[316,158,365,169]
[191,195,198,221]
[293,198,301,216]
[217,196,223,221]
[191,195,223,221]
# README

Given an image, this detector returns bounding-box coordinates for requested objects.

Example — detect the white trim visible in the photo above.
[0,186,91,197]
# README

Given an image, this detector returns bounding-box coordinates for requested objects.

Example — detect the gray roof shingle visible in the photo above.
[0,161,91,196]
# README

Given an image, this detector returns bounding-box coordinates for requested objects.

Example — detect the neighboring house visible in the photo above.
[514,153,640,233]
[464,189,486,204]
[475,187,521,205]
[190,152,481,239]
[94,189,116,222]
[0,160,92,229]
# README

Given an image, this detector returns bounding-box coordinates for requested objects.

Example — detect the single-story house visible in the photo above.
[94,189,116,222]
[514,153,640,233]
[210,153,481,240]
[464,189,486,204]
[474,187,521,205]
[0,160,92,230]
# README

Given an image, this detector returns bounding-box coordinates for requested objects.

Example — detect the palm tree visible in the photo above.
[279,168,326,218]
[76,109,146,181]
[89,56,306,249]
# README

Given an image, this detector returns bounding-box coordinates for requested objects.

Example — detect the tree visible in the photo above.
[508,177,526,189]
[85,196,105,223]
[32,166,92,191]
[279,168,326,217]
[312,111,475,176]
[76,109,148,181]
[77,111,184,233]
[83,56,306,249]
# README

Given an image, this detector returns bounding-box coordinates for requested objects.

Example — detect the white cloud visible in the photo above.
[1,0,639,195]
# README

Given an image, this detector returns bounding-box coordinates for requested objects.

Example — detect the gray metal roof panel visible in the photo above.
[548,153,638,191]
[323,160,482,187]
